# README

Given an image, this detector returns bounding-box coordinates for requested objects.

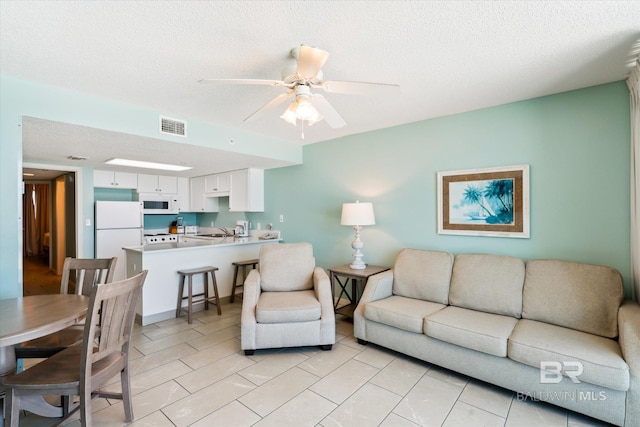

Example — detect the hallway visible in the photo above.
[22,255,61,296]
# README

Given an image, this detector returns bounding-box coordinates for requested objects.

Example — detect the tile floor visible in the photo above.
[19,304,612,427]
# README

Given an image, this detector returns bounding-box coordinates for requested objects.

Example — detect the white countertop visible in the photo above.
[124,235,281,253]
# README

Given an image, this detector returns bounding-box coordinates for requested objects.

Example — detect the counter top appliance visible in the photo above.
[235,220,249,237]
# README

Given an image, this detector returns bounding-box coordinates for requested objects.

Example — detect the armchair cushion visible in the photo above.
[256,290,321,324]
[260,243,315,292]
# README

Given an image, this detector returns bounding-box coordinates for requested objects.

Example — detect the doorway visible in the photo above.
[22,168,77,296]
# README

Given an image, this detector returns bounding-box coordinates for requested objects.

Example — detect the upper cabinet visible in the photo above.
[93,170,138,189]
[176,177,190,212]
[189,169,263,213]
[204,172,231,195]
[137,174,178,194]
[230,168,264,212]
[190,176,219,212]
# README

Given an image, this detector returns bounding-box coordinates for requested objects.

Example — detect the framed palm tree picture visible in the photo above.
[437,164,530,238]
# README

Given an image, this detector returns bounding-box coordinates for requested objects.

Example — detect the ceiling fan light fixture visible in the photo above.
[280,91,323,128]
[280,103,298,126]
[294,97,319,121]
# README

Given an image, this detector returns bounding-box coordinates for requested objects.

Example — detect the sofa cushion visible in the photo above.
[256,290,321,324]
[449,253,525,318]
[522,259,624,338]
[392,249,453,304]
[259,243,315,292]
[364,295,445,334]
[508,319,629,391]
[424,306,518,357]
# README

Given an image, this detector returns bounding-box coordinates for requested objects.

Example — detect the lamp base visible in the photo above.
[349,225,367,270]
[349,261,366,270]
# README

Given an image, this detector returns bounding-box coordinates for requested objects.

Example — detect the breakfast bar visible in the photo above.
[124,234,280,325]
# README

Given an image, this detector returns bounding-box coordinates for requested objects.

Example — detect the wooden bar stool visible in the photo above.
[230,259,259,303]
[176,266,221,324]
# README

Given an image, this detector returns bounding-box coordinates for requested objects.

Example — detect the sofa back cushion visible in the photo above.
[449,253,525,318]
[392,249,453,304]
[522,259,624,338]
[259,243,315,292]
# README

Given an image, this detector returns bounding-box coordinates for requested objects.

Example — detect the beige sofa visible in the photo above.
[354,249,640,426]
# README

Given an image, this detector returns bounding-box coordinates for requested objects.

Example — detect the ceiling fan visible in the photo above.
[199,44,400,138]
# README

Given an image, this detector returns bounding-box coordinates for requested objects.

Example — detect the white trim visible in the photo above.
[627,59,640,301]
[22,162,85,258]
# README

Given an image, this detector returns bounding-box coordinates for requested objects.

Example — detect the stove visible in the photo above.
[144,234,178,245]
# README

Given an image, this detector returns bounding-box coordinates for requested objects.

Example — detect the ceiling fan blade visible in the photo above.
[244,91,294,122]
[295,45,329,81]
[312,80,400,96]
[311,94,346,129]
[198,78,288,87]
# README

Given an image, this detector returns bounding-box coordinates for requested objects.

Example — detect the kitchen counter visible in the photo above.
[126,235,280,253]
[124,232,281,325]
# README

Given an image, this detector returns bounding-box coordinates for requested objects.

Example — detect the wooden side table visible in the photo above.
[329,264,390,318]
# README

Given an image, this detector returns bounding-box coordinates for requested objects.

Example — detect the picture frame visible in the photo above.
[437,164,530,238]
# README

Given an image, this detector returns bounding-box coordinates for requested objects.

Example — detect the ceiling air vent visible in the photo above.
[160,116,187,137]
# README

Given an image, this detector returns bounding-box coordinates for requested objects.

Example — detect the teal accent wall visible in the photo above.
[250,82,633,297]
[198,197,250,229]
[144,213,198,230]
[94,188,137,202]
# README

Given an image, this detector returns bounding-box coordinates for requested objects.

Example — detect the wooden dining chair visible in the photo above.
[15,257,117,359]
[2,270,147,427]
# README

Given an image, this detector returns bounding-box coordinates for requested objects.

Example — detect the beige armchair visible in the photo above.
[241,242,335,355]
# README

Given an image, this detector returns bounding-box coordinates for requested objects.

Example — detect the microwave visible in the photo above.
[136,193,179,214]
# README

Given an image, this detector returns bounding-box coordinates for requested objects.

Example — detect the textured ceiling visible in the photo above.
[2,1,639,175]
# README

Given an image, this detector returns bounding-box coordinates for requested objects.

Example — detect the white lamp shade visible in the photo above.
[341,202,375,226]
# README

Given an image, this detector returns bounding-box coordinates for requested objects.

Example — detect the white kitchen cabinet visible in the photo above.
[190,176,219,212]
[137,174,178,194]
[230,168,264,212]
[93,170,138,189]
[177,177,190,212]
[204,172,230,195]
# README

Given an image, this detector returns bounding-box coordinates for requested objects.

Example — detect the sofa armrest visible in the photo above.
[619,300,640,426]
[240,269,261,350]
[314,267,336,344]
[354,269,394,340]
[314,267,335,321]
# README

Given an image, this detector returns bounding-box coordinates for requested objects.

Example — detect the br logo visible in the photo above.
[540,361,583,384]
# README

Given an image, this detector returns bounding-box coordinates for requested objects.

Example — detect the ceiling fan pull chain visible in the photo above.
[301,120,305,139]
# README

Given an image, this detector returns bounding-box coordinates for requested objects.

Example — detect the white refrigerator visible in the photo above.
[95,201,144,282]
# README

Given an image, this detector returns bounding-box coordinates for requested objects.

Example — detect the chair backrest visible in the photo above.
[79,270,147,389]
[60,257,117,296]
[259,243,315,292]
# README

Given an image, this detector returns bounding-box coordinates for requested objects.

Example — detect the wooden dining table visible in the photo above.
[0,294,89,418]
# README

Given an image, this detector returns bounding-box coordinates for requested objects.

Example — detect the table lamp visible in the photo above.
[341,201,375,269]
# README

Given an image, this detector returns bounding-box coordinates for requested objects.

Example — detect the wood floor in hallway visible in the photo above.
[22,255,60,296]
